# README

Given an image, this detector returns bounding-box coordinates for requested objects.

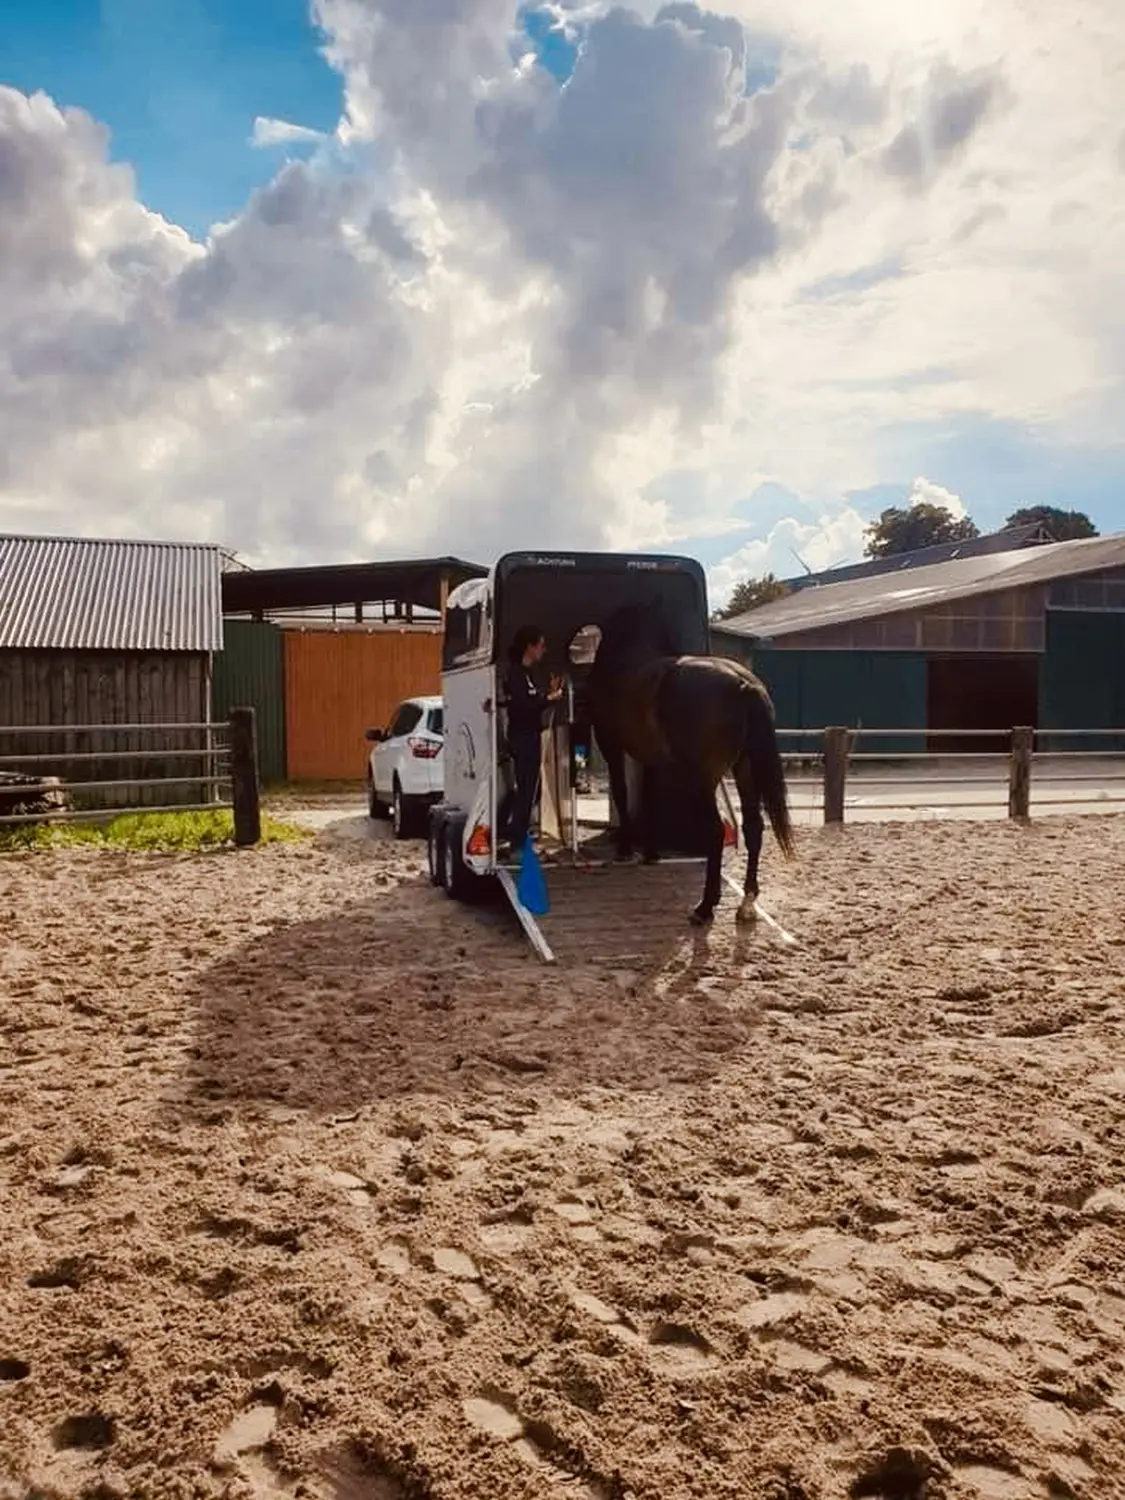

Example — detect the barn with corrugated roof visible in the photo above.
[711,533,1125,752]
[0,533,225,804]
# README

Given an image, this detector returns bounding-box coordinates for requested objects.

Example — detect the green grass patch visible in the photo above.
[0,808,309,854]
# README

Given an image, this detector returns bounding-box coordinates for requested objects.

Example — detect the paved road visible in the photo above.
[282,758,1125,836]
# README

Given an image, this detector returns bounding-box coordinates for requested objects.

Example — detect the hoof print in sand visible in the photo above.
[430,1247,479,1280]
[53,1413,116,1452]
[27,1258,83,1290]
[323,1168,374,1203]
[569,1289,623,1327]
[0,1358,30,1382]
[554,1197,602,1242]
[463,1393,607,1498]
[46,1163,93,1193]
[850,1446,938,1500]
[214,1403,279,1465]
[195,1214,303,1254]
[737,1291,808,1330]
[311,1441,412,1499]
[463,1393,525,1443]
[648,1322,715,1369]
[375,1239,413,1276]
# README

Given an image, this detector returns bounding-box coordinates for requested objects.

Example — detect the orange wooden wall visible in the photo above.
[283,628,442,780]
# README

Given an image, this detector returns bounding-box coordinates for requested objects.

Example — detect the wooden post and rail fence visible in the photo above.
[0,705,262,846]
[1,713,1122,840]
[819,724,1037,824]
[811,724,1121,825]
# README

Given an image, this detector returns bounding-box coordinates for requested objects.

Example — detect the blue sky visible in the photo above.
[0,1,585,236]
[0,0,1122,574]
[1,0,342,236]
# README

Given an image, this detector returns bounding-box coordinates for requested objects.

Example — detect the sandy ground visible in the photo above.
[2,817,1125,1500]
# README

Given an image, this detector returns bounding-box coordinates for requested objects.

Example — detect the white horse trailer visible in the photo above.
[427,551,737,962]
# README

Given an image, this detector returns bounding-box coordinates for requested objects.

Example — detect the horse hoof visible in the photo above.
[735,899,758,925]
[689,905,715,927]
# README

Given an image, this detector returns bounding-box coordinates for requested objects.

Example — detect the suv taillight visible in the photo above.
[408,736,441,759]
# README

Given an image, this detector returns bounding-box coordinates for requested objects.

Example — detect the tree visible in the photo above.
[863,503,979,559]
[714,573,790,620]
[1004,505,1098,541]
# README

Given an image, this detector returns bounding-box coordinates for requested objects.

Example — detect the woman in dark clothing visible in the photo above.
[502,625,562,851]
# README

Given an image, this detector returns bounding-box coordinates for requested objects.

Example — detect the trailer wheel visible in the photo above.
[442,817,474,902]
[427,809,445,888]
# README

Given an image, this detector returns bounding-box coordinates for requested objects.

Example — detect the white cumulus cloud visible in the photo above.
[0,0,1122,574]
[706,506,869,613]
[907,476,967,520]
[250,116,328,148]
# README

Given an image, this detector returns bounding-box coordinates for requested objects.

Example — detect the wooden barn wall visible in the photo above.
[283,629,442,780]
[211,619,287,783]
[713,642,927,754]
[0,650,211,808]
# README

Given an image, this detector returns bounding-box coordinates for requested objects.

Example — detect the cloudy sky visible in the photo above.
[2,0,1123,608]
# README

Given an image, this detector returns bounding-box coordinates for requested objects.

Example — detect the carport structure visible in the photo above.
[214,555,487,782]
[221,555,486,625]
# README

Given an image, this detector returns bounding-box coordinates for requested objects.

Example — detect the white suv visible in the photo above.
[365,695,444,838]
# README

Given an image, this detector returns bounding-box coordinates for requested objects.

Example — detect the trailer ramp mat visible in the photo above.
[503,857,706,967]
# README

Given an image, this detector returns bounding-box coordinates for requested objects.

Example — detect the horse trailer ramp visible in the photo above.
[501,858,707,967]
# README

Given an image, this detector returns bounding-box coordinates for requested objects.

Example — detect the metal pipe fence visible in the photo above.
[0,707,261,843]
[771,726,1125,824]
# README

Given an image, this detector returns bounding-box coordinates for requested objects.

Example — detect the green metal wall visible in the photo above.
[1039,611,1125,752]
[717,644,928,754]
[211,619,287,782]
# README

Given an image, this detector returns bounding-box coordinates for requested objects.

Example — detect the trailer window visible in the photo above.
[443,602,483,668]
[443,577,492,669]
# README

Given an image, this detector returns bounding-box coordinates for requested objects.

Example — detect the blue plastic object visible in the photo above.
[516,836,549,915]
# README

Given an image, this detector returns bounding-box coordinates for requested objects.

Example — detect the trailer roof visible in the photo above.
[495,550,706,585]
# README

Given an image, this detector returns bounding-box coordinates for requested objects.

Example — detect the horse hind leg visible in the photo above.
[690,792,725,926]
[733,754,764,925]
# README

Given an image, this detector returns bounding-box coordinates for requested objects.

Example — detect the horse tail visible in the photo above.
[741,682,795,857]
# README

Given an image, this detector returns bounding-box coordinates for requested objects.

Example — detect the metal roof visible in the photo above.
[713,533,1125,642]
[782,523,1050,593]
[0,534,224,653]
[221,555,487,617]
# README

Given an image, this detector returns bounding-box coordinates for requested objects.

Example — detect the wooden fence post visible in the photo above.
[823,726,849,825]
[1008,725,1033,821]
[229,707,261,847]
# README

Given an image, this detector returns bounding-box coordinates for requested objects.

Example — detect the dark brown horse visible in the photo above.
[586,602,794,925]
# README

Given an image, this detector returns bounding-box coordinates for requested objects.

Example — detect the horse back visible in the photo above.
[655,654,774,778]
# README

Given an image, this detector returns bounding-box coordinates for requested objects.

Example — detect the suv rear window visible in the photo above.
[427,707,444,735]
[388,702,424,737]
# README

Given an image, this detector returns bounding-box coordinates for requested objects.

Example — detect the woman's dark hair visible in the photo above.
[509,625,546,663]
